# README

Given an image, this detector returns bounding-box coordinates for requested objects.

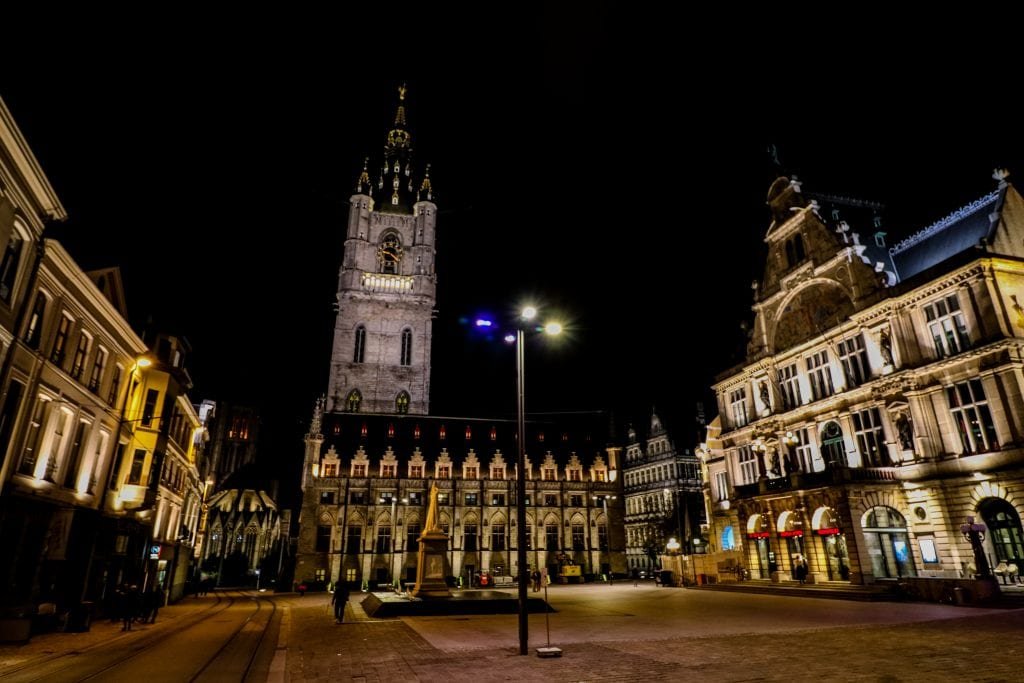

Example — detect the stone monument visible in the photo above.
[411,483,452,598]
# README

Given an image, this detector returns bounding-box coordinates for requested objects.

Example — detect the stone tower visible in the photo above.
[327,85,437,415]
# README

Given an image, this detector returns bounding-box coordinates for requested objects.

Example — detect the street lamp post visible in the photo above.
[380,495,408,588]
[507,305,562,656]
[960,516,991,578]
[592,494,616,580]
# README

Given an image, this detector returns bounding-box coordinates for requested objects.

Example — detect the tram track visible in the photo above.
[0,590,278,683]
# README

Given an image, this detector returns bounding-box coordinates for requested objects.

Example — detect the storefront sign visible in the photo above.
[779,530,804,538]
[816,527,840,536]
[747,532,770,539]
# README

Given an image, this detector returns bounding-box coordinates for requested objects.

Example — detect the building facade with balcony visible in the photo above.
[622,410,703,574]
[708,171,1024,586]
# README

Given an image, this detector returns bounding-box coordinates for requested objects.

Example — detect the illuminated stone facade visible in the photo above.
[622,411,703,574]
[705,171,1024,586]
[326,86,436,416]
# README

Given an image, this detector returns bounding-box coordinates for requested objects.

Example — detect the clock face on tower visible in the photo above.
[378,234,403,273]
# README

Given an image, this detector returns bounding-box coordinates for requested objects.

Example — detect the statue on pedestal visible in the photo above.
[411,483,452,598]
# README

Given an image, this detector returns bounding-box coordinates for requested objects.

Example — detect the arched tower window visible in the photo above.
[396,391,410,414]
[400,328,412,366]
[346,389,362,413]
[353,325,366,363]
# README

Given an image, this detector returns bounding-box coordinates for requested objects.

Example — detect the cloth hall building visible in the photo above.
[702,170,1024,587]
[295,88,625,589]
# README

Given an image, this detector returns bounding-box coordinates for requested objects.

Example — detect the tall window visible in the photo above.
[346,389,362,413]
[70,333,91,381]
[778,363,801,410]
[490,467,504,480]
[526,525,533,550]
[793,427,816,472]
[352,462,366,477]
[737,446,758,485]
[491,523,506,550]
[948,379,998,453]
[925,294,969,358]
[353,325,366,363]
[396,391,410,414]
[127,449,147,485]
[62,420,88,488]
[107,365,123,407]
[784,233,805,268]
[346,525,362,554]
[51,315,72,365]
[437,465,450,478]
[376,525,392,553]
[714,471,729,501]
[852,407,889,466]
[806,350,834,401]
[89,347,107,394]
[571,524,586,550]
[729,388,748,427]
[980,498,1024,564]
[24,292,46,349]
[819,421,846,467]
[406,523,421,551]
[465,466,478,479]
[543,467,556,481]
[837,334,869,388]
[142,389,159,426]
[18,397,48,475]
[546,523,560,550]
[316,525,331,552]
[464,523,478,551]
[400,328,412,366]
[0,231,23,303]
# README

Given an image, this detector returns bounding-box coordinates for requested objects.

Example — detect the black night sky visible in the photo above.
[2,11,1022,503]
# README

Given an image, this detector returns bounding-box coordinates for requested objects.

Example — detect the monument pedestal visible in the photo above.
[411,531,451,598]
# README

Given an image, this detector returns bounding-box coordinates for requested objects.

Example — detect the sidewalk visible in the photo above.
[0,592,219,674]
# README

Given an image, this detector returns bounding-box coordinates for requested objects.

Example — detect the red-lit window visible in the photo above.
[439,425,446,440]
[361,423,368,438]
[538,432,545,443]
[465,426,472,440]
[490,426,497,441]
[414,424,421,439]
[388,423,395,438]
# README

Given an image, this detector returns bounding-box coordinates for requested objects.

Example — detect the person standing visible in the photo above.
[331,579,350,623]
[631,567,640,587]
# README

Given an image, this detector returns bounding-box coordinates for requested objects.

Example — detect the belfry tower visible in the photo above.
[326,85,437,415]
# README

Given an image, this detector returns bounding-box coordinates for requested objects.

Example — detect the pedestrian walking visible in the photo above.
[149,585,164,623]
[331,579,350,623]
[631,567,640,587]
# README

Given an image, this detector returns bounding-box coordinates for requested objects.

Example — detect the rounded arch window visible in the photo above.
[979,498,1024,564]
[862,505,913,579]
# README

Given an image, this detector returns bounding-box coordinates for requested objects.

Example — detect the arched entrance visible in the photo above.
[979,498,1024,566]
[812,506,850,581]
[777,510,806,579]
[861,506,914,578]
[746,513,775,579]
[819,421,845,467]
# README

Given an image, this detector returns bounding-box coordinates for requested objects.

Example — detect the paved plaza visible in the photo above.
[285,583,1023,682]
[2,584,1022,682]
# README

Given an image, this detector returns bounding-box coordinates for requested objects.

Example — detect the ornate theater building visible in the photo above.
[704,170,1024,586]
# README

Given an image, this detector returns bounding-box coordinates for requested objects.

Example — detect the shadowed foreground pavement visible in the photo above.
[285,585,1024,682]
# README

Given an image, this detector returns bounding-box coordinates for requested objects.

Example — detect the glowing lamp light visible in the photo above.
[504,333,516,344]
[544,322,563,335]
[521,306,538,321]
[136,358,153,368]
[475,319,494,328]
[667,537,681,553]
